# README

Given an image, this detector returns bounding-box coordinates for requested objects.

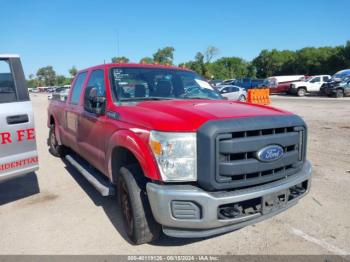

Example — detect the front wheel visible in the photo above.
[297,88,306,97]
[117,165,160,245]
[335,89,344,98]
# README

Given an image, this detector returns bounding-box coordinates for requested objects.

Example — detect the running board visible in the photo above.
[65,154,115,196]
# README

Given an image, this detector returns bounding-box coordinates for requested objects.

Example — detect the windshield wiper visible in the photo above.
[181,97,218,100]
[120,97,174,102]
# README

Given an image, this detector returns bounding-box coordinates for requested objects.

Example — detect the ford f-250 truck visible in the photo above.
[47,63,312,244]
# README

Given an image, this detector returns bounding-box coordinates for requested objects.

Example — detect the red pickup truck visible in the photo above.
[47,63,311,244]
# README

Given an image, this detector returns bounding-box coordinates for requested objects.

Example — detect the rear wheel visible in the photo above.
[297,88,306,97]
[335,89,344,98]
[117,165,160,245]
[48,125,66,157]
[238,95,246,102]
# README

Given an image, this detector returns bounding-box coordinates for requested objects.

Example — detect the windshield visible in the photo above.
[110,67,222,102]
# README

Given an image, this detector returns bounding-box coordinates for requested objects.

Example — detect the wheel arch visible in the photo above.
[107,130,161,183]
[111,146,139,184]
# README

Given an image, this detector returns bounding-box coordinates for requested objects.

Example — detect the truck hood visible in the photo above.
[113,99,292,132]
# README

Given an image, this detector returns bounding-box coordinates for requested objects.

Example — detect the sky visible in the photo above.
[1,0,350,77]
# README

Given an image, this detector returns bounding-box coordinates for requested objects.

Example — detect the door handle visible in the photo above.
[7,114,29,125]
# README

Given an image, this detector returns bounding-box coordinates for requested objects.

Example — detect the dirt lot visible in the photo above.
[0,94,349,255]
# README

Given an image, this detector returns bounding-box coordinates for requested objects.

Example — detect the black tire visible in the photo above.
[238,95,246,102]
[297,88,306,97]
[335,89,344,98]
[117,165,160,245]
[48,125,66,157]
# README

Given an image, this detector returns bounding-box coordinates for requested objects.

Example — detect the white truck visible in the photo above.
[0,54,39,181]
[288,75,331,96]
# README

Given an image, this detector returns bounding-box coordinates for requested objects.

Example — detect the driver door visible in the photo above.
[308,77,321,92]
[78,69,108,173]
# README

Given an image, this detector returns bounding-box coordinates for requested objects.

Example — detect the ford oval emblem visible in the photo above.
[256,145,284,162]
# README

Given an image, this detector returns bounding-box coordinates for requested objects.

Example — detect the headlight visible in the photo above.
[149,131,197,182]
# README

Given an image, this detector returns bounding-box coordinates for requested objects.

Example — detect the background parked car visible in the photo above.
[288,75,331,96]
[323,77,350,97]
[219,79,235,86]
[48,86,70,101]
[29,88,39,93]
[234,78,265,90]
[209,79,223,88]
[320,69,350,95]
[219,85,247,101]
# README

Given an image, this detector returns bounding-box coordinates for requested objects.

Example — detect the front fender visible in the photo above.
[106,129,161,181]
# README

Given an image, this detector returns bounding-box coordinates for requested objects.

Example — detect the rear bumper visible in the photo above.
[146,161,311,238]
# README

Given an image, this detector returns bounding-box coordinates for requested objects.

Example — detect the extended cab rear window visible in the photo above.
[0,60,17,103]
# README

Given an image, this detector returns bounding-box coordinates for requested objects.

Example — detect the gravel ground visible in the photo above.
[0,94,349,255]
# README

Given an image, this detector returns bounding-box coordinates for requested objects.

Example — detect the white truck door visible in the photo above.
[0,56,39,180]
[308,76,321,92]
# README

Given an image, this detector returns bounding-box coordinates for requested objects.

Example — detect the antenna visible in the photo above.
[116,29,120,57]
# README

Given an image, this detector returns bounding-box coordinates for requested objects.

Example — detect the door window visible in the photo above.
[323,76,329,81]
[70,72,87,105]
[84,69,106,113]
[310,77,320,83]
[221,87,229,93]
[0,60,16,103]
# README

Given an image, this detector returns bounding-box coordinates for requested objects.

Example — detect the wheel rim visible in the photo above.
[299,89,305,96]
[120,180,134,236]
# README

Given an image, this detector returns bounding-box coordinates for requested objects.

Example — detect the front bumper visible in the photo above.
[146,161,312,238]
[324,88,335,96]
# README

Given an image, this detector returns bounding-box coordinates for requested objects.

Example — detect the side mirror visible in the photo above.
[87,87,106,115]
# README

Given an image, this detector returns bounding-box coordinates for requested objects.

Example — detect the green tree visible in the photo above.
[344,41,350,67]
[26,79,38,89]
[209,57,250,79]
[252,49,296,78]
[294,47,334,75]
[56,75,71,86]
[186,52,206,75]
[153,47,175,65]
[111,56,130,63]
[140,57,154,64]
[205,46,220,63]
[36,66,56,86]
[69,66,78,78]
